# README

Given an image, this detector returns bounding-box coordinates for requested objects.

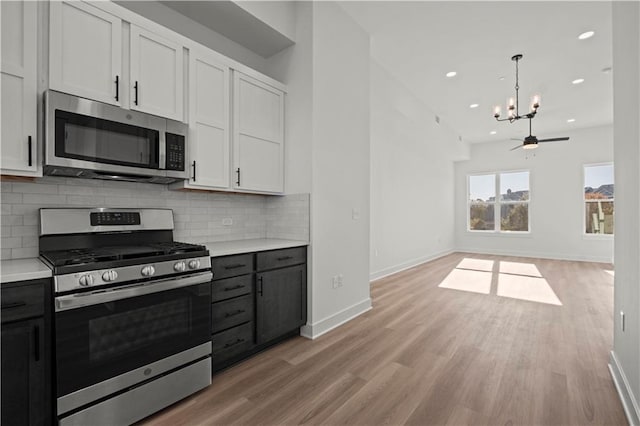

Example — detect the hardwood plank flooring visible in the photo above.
[141,253,626,426]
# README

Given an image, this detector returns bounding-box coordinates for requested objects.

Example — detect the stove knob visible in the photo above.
[141,265,155,277]
[188,259,201,270]
[79,274,94,287]
[102,270,118,282]
[174,261,186,272]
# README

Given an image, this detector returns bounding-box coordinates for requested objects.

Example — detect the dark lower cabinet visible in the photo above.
[256,264,307,344]
[1,278,50,426]
[1,319,45,426]
[210,246,307,372]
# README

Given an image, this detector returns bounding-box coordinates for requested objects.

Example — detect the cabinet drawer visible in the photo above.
[212,275,252,303]
[211,322,254,363]
[211,254,254,280]
[256,246,306,271]
[212,294,253,333]
[1,282,45,323]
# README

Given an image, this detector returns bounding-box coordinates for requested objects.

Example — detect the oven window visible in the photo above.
[55,110,160,169]
[55,283,210,397]
[89,299,190,362]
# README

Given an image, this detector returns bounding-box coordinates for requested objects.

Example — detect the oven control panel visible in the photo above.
[90,212,141,226]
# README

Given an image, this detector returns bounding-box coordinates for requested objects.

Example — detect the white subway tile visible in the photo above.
[11,247,38,258]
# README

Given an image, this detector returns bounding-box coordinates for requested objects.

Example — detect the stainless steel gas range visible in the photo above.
[39,208,212,426]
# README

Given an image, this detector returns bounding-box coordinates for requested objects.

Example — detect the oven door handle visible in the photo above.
[55,271,213,312]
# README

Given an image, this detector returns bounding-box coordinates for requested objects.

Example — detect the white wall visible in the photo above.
[305,2,371,338]
[454,124,614,263]
[610,2,640,424]
[369,60,467,281]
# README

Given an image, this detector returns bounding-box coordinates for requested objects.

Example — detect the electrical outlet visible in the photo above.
[338,274,344,287]
[620,311,625,332]
[331,276,339,289]
[352,208,360,220]
[222,218,233,226]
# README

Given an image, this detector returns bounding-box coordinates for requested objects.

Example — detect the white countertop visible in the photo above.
[1,258,52,284]
[203,238,308,257]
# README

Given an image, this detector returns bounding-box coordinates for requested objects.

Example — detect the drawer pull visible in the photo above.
[1,301,27,310]
[34,324,40,362]
[224,309,245,318]
[223,338,245,349]
[258,276,263,296]
[224,264,246,270]
[277,256,294,261]
[223,284,245,292]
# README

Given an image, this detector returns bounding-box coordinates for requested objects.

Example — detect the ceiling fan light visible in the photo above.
[523,144,538,150]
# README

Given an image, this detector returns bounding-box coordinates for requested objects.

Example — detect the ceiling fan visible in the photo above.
[510,118,570,150]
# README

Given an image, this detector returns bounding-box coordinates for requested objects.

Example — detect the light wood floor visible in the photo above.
[142,253,626,426]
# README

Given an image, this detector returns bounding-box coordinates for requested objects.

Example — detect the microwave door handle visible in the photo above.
[54,271,213,312]
[159,131,166,170]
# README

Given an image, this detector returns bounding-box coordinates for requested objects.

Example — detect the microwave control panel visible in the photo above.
[166,133,185,171]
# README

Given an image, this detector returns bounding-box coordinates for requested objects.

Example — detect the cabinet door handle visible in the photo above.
[1,301,26,310]
[115,75,119,101]
[223,338,245,349]
[277,256,293,261]
[224,309,245,318]
[27,136,33,167]
[236,168,241,186]
[258,276,263,296]
[33,324,40,362]
[192,161,197,182]
[223,284,245,292]
[134,81,139,105]
[224,264,246,270]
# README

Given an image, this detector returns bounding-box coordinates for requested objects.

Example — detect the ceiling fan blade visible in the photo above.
[510,144,522,151]
[538,137,570,142]
[510,138,522,141]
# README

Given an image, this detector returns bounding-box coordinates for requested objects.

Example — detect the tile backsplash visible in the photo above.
[0,176,309,260]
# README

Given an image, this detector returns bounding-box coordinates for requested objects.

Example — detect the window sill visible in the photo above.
[583,234,614,241]
[466,230,532,238]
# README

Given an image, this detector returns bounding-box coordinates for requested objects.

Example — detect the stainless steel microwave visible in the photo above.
[44,90,188,184]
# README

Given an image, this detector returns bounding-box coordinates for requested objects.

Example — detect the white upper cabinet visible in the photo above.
[186,50,230,189]
[130,25,184,121]
[49,1,122,106]
[1,0,39,176]
[233,72,284,194]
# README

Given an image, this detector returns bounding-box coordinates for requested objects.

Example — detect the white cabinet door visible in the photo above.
[130,26,183,121]
[49,1,122,106]
[233,72,284,193]
[188,50,230,189]
[1,0,38,176]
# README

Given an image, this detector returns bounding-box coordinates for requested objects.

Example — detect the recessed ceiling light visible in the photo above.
[490,131,497,135]
[567,118,576,123]
[469,103,479,108]
[572,78,585,85]
[578,31,595,40]
[602,66,612,74]
[498,76,505,81]
[446,71,457,78]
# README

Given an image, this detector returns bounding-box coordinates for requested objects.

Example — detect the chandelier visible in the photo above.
[493,54,540,123]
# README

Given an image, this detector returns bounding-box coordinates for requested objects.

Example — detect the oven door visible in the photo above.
[54,272,212,406]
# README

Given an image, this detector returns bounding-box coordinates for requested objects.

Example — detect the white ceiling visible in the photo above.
[339,1,613,144]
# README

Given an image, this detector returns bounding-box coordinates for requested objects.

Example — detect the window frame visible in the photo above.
[583,162,614,237]
[467,169,531,234]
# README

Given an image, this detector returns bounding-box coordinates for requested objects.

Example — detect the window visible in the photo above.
[584,164,614,235]
[468,171,530,232]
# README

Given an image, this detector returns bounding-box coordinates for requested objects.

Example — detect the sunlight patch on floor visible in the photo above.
[497,273,562,306]
[456,258,494,272]
[438,268,492,294]
[499,261,542,277]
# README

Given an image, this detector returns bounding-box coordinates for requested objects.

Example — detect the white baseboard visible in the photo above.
[609,351,640,426]
[300,298,372,340]
[455,246,613,264]
[370,249,454,282]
